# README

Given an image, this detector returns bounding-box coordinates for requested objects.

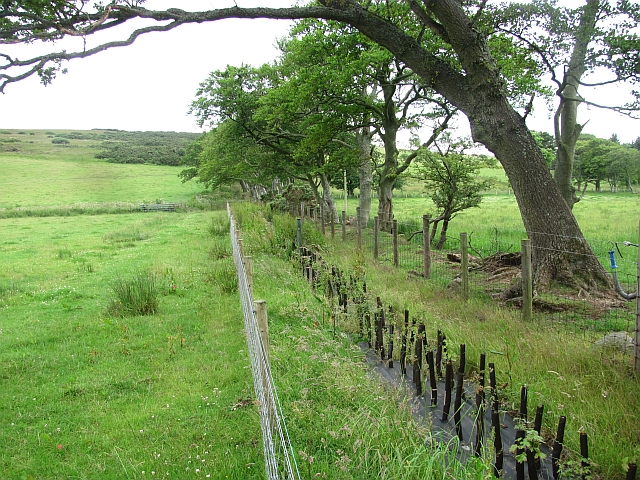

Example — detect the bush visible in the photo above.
[107,272,159,317]
[52,137,70,145]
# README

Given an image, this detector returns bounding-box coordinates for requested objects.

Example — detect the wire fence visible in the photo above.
[301,208,638,341]
[227,204,301,480]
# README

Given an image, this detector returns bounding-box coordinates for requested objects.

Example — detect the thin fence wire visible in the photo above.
[227,204,301,480]
[317,213,637,342]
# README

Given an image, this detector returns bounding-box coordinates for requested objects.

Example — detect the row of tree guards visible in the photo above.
[297,202,640,377]
[296,247,638,480]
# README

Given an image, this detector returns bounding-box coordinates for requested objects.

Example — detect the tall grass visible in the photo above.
[107,272,160,316]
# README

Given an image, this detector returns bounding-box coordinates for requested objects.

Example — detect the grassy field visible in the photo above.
[2,129,640,479]
[0,129,203,210]
[0,132,487,479]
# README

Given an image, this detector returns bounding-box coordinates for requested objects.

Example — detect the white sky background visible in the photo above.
[0,0,638,144]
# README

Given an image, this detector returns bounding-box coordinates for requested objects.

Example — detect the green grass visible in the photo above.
[3,132,640,478]
[0,207,489,479]
[0,129,203,210]
[107,272,160,317]
[0,211,267,478]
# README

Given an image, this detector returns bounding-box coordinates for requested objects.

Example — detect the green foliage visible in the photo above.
[575,134,640,191]
[207,216,230,237]
[94,131,199,166]
[414,150,493,231]
[51,137,69,144]
[107,272,160,317]
[264,183,316,214]
[532,131,556,167]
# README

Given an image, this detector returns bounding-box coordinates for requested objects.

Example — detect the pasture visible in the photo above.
[1,129,640,479]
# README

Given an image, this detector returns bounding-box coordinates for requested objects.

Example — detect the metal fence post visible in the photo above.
[393,219,399,268]
[460,232,468,301]
[522,239,533,322]
[356,207,362,249]
[423,214,431,279]
[374,216,379,260]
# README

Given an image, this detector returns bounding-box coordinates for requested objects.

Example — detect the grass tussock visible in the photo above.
[207,216,230,236]
[210,259,238,294]
[107,272,159,317]
[103,227,148,244]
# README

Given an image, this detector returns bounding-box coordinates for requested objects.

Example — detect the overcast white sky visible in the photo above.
[0,0,638,144]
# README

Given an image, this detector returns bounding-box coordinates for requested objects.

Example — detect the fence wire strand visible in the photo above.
[227,205,300,480]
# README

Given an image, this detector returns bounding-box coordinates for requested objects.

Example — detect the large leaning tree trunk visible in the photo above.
[321,0,611,291]
[356,126,374,229]
[553,0,600,210]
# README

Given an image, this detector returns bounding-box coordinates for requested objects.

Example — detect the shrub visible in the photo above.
[52,137,70,144]
[107,272,159,317]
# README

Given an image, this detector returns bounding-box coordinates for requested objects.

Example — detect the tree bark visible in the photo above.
[356,127,374,229]
[553,0,600,210]
[320,173,339,221]
[376,86,400,232]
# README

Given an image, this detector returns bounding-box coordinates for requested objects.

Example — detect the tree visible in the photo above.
[279,16,456,231]
[497,0,640,209]
[574,135,614,192]
[413,141,493,249]
[532,131,556,168]
[606,145,640,192]
[0,0,617,290]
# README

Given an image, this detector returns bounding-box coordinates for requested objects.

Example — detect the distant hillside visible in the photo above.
[1,129,201,167]
[91,130,201,166]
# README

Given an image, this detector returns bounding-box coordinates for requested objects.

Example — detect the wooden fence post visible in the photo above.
[254,300,269,360]
[635,219,640,377]
[373,216,379,260]
[393,219,399,268]
[341,210,346,241]
[522,239,533,321]
[245,255,253,298]
[423,214,431,279]
[460,232,469,301]
[356,207,362,249]
[238,238,245,259]
[296,218,303,255]
[330,210,335,239]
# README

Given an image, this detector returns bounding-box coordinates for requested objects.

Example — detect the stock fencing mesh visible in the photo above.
[227,205,300,480]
